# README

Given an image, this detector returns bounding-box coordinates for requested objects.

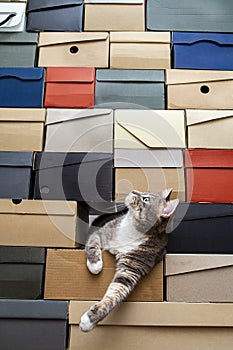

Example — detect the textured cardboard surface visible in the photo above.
[0,2,26,32]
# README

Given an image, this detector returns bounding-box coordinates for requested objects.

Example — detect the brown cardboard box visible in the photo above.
[38,32,109,67]
[44,249,163,301]
[166,254,233,302]
[110,32,170,69]
[166,69,233,109]
[186,110,233,149]
[0,108,45,151]
[68,301,233,350]
[0,199,81,247]
[84,0,145,32]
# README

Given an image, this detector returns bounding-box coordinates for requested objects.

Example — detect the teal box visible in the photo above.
[0,32,38,67]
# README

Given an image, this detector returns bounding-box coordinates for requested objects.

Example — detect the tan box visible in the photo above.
[0,108,45,151]
[110,32,170,69]
[84,0,145,32]
[166,254,233,302]
[38,32,109,67]
[68,301,233,350]
[186,110,233,149]
[44,249,163,301]
[0,199,81,248]
[166,69,233,109]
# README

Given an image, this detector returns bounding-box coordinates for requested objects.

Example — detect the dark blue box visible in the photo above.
[0,68,45,107]
[173,32,233,70]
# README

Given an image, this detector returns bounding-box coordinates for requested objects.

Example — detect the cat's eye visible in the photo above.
[143,197,150,203]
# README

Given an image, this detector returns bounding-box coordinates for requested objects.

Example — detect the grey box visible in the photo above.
[146,0,233,32]
[0,299,68,350]
[95,69,165,109]
[0,32,38,67]
[0,246,45,299]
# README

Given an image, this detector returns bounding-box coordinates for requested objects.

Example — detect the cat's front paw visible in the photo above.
[87,258,103,275]
[79,312,95,332]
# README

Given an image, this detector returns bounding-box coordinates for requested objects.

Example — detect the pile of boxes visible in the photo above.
[0,0,232,349]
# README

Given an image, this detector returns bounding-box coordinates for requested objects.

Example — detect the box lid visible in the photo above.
[0,67,44,81]
[38,32,108,47]
[115,109,185,148]
[84,0,143,4]
[0,108,46,122]
[186,110,233,126]
[96,69,164,83]
[46,108,112,126]
[185,149,233,168]
[0,246,45,263]
[0,32,38,44]
[0,299,68,319]
[166,69,233,85]
[0,3,25,29]
[45,67,95,83]
[110,32,170,44]
[0,151,33,167]
[165,254,233,276]
[27,0,82,13]
[172,32,233,45]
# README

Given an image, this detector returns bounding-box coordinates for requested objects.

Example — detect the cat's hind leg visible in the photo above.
[86,232,103,275]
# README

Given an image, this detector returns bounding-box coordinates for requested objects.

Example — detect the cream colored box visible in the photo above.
[0,108,45,151]
[186,110,233,149]
[38,32,109,67]
[84,0,145,32]
[166,254,233,302]
[0,199,79,248]
[110,32,171,69]
[44,249,163,301]
[166,69,233,109]
[68,301,233,350]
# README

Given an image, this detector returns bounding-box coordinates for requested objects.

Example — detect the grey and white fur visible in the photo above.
[79,188,179,332]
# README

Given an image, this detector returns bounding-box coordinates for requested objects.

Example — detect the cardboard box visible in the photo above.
[95,69,165,109]
[173,32,233,70]
[0,108,45,151]
[0,199,80,247]
[0,32,38,67]
[0,299,68,350]
[38,32,109,67]
[45,108,113,153]
[166,69,233,110]
[0,151,33,199]
[68,301,233,350]
[186,110,233,149]
[33,152,114,202]
[146,0,233,32]
[0,2,26,32]
[26,0,83,32]
[185,149,233,203]
[0,68,45,108]
[84,0,145,32]
[44,249,163,301]
[110,32,170,69]
[167,202,233,254]
[0,246,45,299]
[166,254,233,302]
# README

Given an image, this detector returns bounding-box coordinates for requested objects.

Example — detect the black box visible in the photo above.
[0,151,34,199]
[167,203,233,254]
[0,246,45,299]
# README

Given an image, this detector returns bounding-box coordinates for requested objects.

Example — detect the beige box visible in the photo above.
[186,110,233,149]
[45,108,113,153]
[166,254,233,302]
[0,199,81,248]
[166,69,233,109]
[110,32,171,69]
[44,249,163,301]
[0,108,45,151]
[38,32,109,67]
[84,0,145,32]
[68,301,233,350]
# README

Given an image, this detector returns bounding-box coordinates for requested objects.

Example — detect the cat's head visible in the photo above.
[125,189,179,232]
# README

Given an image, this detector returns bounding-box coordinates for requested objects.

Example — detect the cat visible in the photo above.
[79,188,179,332]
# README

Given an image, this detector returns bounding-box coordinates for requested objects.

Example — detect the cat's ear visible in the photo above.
[161,198,179,219]
[161,188,173,201]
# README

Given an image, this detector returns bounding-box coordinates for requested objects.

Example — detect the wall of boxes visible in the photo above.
[0,0,233,349]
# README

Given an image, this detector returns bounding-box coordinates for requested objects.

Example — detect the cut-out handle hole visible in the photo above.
[70,46,79,54]
[40,186,50,194]
[200,85,210,94]
[12,199,22,205]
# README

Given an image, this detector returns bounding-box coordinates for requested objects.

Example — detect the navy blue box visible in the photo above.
[0,68,45,107]
[173,32,233,70]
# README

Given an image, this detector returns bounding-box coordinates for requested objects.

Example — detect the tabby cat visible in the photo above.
[79,189,179,332]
